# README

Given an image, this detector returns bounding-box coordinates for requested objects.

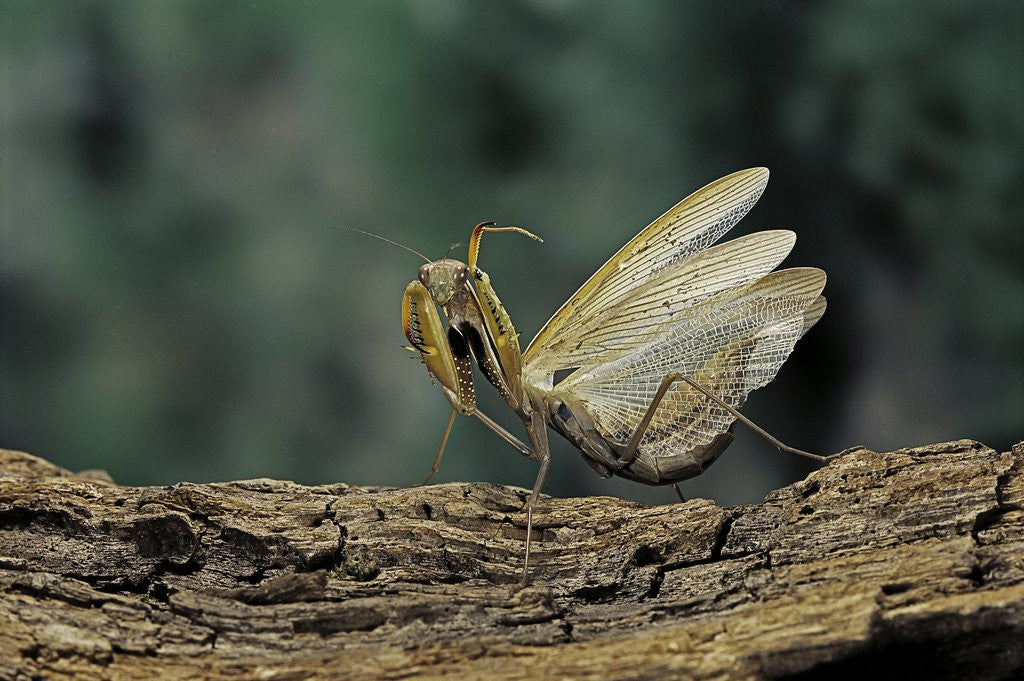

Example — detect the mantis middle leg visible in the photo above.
[422,406,535,485]
[520,409,552,586]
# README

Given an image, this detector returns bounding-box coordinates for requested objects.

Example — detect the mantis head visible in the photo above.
[418,259,470,305]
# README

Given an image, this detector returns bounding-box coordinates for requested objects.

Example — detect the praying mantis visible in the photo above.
[389,168,835,583]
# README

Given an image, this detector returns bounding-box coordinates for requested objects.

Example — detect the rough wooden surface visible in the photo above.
[0,439,1022,680]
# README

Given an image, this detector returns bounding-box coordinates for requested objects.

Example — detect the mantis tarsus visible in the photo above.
[393,168,836,583]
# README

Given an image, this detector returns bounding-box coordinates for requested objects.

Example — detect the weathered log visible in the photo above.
[0,439,1021,680]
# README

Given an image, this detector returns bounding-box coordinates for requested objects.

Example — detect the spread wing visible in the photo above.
[519,167,826,471]
[556,268,827,458]
[525,229,799,381]
[523,167,772,386]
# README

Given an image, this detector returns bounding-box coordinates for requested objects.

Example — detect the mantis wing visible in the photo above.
[519,167,826,471]
[523,167,773,385]
[555,268,827,460]
[557,270,827,477]
[523,228,799,381]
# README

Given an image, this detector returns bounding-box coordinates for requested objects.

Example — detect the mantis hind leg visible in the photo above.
[619,371,837,467]
[675,374,836,462]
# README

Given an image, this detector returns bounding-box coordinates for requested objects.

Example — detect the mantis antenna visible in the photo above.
[344,227,432,264]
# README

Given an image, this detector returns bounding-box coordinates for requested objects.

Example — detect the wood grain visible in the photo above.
[1,439,1021,680]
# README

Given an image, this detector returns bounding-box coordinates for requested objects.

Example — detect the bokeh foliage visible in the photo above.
[1,1,1021,505]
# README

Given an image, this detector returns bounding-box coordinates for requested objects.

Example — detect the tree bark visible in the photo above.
[0,439,1021,680]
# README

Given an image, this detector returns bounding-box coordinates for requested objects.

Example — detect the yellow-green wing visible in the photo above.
[523,167,772,385]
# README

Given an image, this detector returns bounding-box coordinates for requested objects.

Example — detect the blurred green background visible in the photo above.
[1,1,1021,506]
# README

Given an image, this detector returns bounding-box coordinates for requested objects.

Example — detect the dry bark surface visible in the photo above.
[0,439,1022,680]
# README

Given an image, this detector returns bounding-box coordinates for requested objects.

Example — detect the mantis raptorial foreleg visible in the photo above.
[619,371,836,466]
[403,281,477,415]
